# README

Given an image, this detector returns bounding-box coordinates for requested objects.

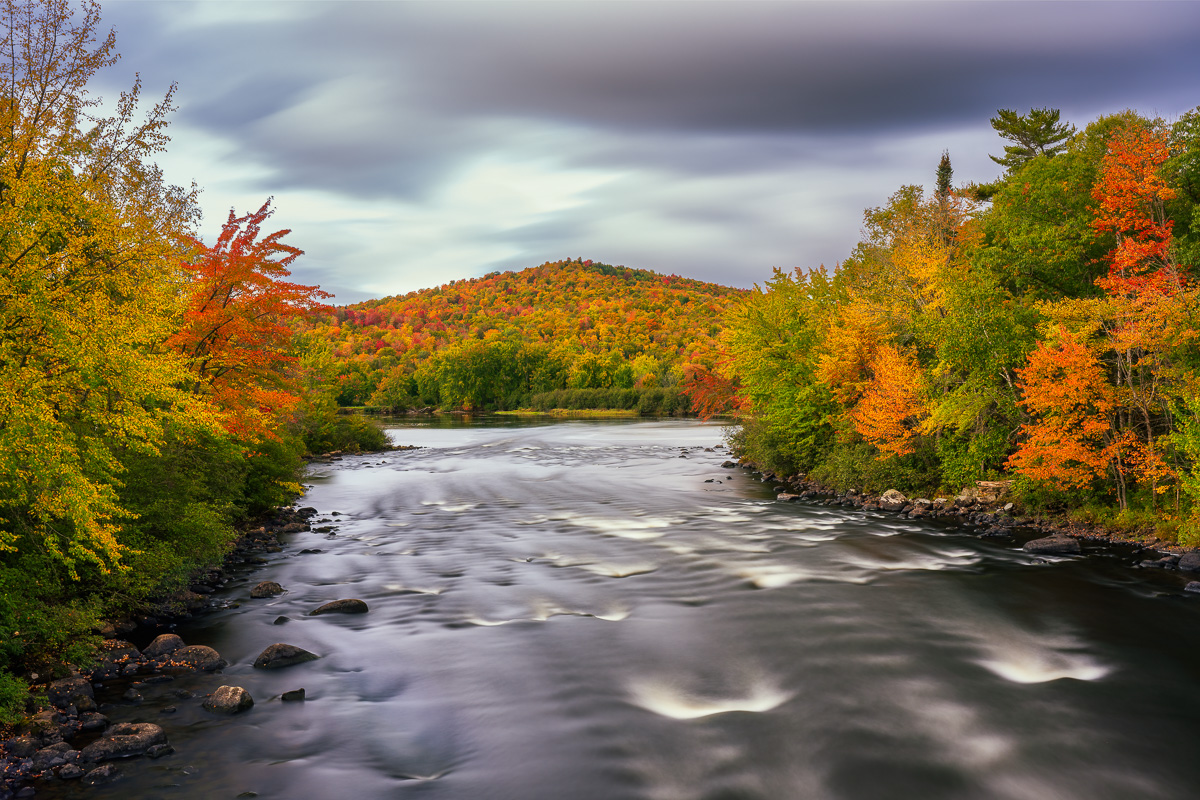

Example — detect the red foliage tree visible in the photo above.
[171,200,331,438]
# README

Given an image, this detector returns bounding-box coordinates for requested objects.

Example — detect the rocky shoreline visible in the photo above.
[734,461,1200,590]
[0,504,334,798]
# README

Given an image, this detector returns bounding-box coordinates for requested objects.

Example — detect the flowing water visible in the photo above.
[52,419,1200,799]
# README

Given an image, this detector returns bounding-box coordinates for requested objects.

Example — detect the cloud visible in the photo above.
[95,1,1200,300]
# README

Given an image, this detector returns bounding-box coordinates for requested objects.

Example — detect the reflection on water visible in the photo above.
[49,419,1200,800]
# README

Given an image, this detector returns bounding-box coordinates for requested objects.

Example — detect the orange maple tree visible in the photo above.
[171,200,331,438]
[1007,326,1115,492]
[850,343,927,457]
[1091,125,1180,295]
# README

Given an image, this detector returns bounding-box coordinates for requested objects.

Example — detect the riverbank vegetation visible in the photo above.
[700,107,1200,543]
[0,0,383,720]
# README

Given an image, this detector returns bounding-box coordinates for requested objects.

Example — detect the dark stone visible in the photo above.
[299,549,322,554]
[296,507,317,517]
[141,674,173,684]
[47,677,95,712]
[250,581,284,598]
[280,688,306,702]
[58,763,84,780]
[146,744,174,759]
[188,584,214,594]
[80,722,166,762]
[310,599,369,616]
[141,633,184,659]
[7,735,40,759]
[1178,551,1200,572]
[78,713,108,733]
[280,522,309,533]
[159,707,176,715]
[273,616,289,625]
[253,643,319,669]
[82,763,119,784]
[91,640,143,680]
[1185,581,1200,593]
[32,741,76,772]
[1023,535,1081,555]
[721,461,736,468]
[15,787,34,798]
[165,645,226,672]
[203,686,254,714]
[121,689,142,704]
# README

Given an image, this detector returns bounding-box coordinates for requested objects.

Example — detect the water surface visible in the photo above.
[59,419,1200,799]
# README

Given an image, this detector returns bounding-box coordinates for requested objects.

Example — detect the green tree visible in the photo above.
[990,107,1076,172]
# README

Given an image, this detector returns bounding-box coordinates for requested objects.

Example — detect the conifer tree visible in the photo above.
[989,107,1075,172]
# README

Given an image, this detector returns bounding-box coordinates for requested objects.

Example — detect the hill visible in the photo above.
[306,259,747,411]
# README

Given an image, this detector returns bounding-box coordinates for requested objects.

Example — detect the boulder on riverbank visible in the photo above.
[253,643,319,669]
[203,686,254,714]
[80,722,167,762]
[91,639,143,680]
[1023,535,1081,555]
[47,676,95,712]
[879,490,907,512]
[311,599,369,615]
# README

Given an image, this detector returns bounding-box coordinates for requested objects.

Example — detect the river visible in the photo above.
[50,418,1200,799]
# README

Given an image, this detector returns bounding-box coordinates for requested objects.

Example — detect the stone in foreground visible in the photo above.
[310,599,369,615]
[253,643,320,669]
[1022,535,1081,555]
[80,722,167,762]
[203,685,254,713]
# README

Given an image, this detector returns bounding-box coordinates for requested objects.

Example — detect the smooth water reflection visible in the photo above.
[52,420,1200,800]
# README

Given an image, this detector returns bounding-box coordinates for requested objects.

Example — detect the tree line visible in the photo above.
[0,0,382,718]
[697,106,1200,542]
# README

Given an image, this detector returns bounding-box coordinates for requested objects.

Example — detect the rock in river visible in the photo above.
[253,643,320,669]
[203,686,254,714]
[80,722,167,762]
[1022,535,1081,555]
[142,633,185,658]
[1178,550,1200,572]
[167,645,227,672]
[250,581,285,598]
[310,599,369,616]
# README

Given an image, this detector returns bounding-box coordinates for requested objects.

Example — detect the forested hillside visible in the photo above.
[708,108,1200,542]
[310,260,745,411]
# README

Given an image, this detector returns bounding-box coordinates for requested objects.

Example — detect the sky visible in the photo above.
[96,0,1200,304]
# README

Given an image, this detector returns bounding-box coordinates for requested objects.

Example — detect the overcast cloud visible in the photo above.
[97,1,1200,302]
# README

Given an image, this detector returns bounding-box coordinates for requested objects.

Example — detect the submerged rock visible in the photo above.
[311,598,369,615]
[203,686,254,714]
[281,688,306,701]
[253,643,319,669]
[1022,535,1081,555]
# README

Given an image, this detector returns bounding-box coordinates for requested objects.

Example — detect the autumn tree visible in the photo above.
[0,0,199,573]
[171,200,330,439]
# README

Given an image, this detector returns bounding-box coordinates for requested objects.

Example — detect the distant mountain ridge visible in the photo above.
[307,258,746,409]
